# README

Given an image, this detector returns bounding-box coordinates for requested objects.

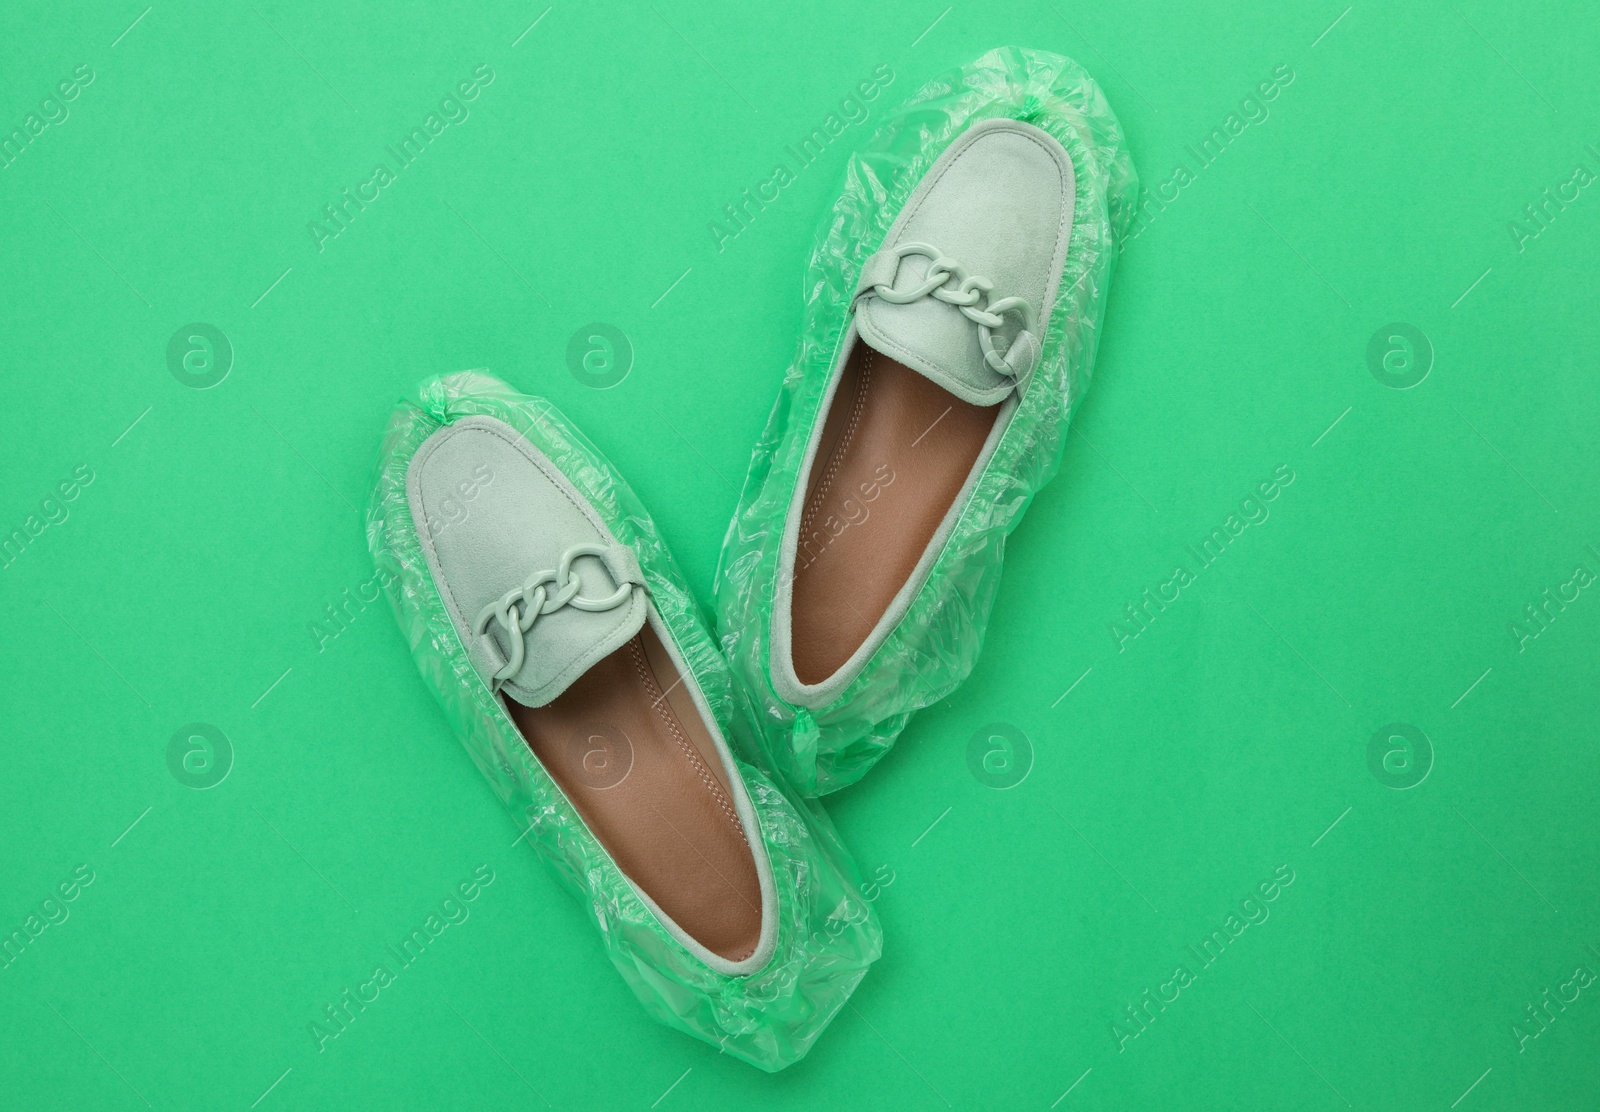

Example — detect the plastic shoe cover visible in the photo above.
[715,46,1138,796]
[367,371,882,1070]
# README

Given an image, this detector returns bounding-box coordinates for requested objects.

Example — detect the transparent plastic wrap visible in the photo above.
[715,47,1138,795]
[366,372,882,1071]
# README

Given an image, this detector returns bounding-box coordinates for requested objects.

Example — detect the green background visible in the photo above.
[3,0,1598,1108]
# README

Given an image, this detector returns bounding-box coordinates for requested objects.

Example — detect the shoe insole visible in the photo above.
[792,344,1000,685]
[506,625,762,962]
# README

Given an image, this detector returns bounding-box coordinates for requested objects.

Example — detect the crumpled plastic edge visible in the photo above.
[366,371,882,1070]
[714,46,1138,795]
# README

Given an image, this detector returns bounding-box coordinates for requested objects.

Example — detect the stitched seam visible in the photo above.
[412,436,484,676]
[629,640,747,843]
[632,640,747,842]
[791,401,1017,703]
[800,349,873,542]
[807,127,1071,684]
[769,322,855,701]
[778,126,1071,702]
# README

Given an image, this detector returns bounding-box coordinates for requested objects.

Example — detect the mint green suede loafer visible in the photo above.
[368,371,881,1070]
[716,47,1137,795]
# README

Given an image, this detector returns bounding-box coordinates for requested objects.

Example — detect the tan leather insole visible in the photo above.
[506,625,762,961]
[792,345,1000,684]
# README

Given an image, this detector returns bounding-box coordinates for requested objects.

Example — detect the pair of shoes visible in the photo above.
[365,47,1134,1071]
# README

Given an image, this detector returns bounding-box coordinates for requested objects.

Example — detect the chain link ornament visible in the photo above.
[855,241,1041,384]
[474,542,637,687]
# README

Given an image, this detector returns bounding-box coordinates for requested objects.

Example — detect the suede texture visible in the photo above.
[855,118,1076,406]
[407,415,647,708]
